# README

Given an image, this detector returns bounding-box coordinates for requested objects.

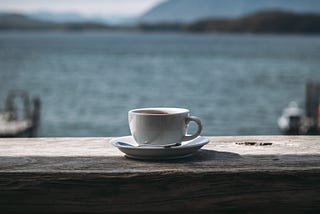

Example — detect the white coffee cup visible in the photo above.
[128,107,203,146]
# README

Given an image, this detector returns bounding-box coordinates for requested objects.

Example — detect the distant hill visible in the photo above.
[140,10,320,34]
[187,10,320,34]
[141,0,320,23]
[0,11,138,26]
[0,13,112,31]
[0,13,54,29]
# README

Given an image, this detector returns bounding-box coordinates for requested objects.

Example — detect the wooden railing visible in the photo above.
[0,136,320,213]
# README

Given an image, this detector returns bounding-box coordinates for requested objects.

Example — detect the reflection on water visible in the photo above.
[0,32,320,137]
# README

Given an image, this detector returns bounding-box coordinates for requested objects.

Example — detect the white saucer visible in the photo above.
[110,136,209,160]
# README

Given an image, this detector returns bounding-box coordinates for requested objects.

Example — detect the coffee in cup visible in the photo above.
[128,107,203,146]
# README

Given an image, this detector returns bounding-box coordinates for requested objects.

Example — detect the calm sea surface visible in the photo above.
[0,31,320,137]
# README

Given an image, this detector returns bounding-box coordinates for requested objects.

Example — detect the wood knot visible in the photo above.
[236,142,272,146]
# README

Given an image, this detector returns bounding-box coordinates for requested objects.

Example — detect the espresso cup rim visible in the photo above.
[129,107,189,116]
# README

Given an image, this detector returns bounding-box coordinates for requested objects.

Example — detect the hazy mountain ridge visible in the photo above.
[0,13,53,29]
[0,13,113,30]
[188,10,320,33]
[2,0,320,26]
[140,10,320,34]
[141,0,320,23]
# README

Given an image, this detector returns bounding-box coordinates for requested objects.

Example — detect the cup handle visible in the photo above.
[182,116,203,141]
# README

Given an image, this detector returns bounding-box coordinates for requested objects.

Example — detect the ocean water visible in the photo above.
[0,31,319,137]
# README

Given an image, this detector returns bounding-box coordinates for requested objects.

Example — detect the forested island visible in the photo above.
[141,10,320,34]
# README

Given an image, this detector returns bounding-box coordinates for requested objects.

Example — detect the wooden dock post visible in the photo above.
[305,81,320,132]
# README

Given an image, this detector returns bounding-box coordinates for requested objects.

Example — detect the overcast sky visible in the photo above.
[0,0,166,16]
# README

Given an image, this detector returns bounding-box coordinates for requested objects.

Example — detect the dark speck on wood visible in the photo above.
[236,142,273,146]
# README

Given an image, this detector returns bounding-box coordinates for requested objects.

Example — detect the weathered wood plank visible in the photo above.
[0,136,320,173]
[0,136,320,213]
[1,171,320,213]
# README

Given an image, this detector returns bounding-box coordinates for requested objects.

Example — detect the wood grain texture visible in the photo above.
[0,136,320,213]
